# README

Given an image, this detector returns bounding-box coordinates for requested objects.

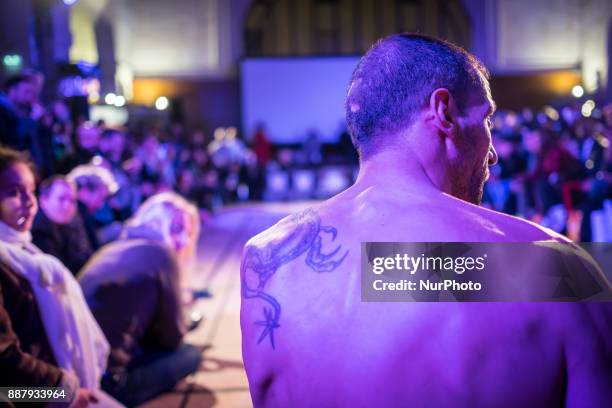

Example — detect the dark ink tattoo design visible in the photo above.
[241,209,349,349]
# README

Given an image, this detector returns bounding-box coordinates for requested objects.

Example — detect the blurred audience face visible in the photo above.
[78,122,101,151]
[40,180,77,225]
[603,106,612,127]
[203,170,218,187]
[524,130,542,154]
[178,170,195,193]
[100,131,126,162]
[52,100,71,122]
[0,163,38,232]
[144,134,158,150]
[8,81,37,109]
[129,192,200,266]
[192,130,205,146]
[23,69,44,98]
[193,150,208,166]
[77,179,109,214]
[213,127,225,141]
[495,138,513,159]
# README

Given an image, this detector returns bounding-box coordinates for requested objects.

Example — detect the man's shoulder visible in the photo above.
[242,205,350,273]
[537,241,612,298]
[244,206,325,252]
[463,201,568,242]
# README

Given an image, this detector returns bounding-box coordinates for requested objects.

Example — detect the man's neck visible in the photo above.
[354,148,449,197]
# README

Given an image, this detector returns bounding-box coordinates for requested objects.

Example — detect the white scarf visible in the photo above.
[0,220,109,389]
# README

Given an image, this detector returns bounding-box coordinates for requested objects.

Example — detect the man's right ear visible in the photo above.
[427,88,457,137]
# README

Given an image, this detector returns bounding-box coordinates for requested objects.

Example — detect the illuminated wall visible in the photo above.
[69,1,98,64]
[59,0,609,129]
[105,0,250,78]
[74,0,610,91]
[464,0,611,92]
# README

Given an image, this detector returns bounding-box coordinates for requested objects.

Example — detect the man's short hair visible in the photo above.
[345,33,489,159]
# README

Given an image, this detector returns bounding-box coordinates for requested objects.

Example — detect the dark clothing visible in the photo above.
[101,343,202,407]
[0,94,20,146]
[31,211,94,276]
[253,131,272,166]
[78,233,187,374]
[57,148,97,174]
[0,262,63,388]
[78,203,102,251]
[78,232,194,405]
[0,94,55,178]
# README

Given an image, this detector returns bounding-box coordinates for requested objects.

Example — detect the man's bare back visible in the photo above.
[241,34,612,407]
[241,184,612,407]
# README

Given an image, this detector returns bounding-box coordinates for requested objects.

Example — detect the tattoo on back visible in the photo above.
[241,208,349,349]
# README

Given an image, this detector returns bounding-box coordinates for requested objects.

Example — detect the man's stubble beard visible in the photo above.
[451,126,488,205]
[471,180,485,205]
[469,165,488,205]
[450,165,486,205]
[453,164,486,205]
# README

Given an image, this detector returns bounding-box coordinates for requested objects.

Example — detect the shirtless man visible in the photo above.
[240,34,612,407]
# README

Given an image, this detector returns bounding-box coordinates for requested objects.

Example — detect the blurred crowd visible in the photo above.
[0,72,216,407]
[0,67,611,407]
[1,72,611,250]
[0,73,270,262]
[484,103,612,242]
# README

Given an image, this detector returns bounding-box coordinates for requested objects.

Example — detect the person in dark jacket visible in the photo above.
[79,192,203,407]
[58,122,102,172]
[31,176,93,275]
[0,261,65,389]
[0,74,55,178]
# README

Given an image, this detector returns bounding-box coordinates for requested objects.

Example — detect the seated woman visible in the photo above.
[78,192,203,407]
[31,175,93,275]
[0,146,120,407]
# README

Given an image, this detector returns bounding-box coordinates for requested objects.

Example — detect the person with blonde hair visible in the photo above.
[128,191,200,270]
[78,192,202,407]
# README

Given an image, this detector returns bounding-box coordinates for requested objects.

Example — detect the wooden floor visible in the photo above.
[140,202,313,408]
